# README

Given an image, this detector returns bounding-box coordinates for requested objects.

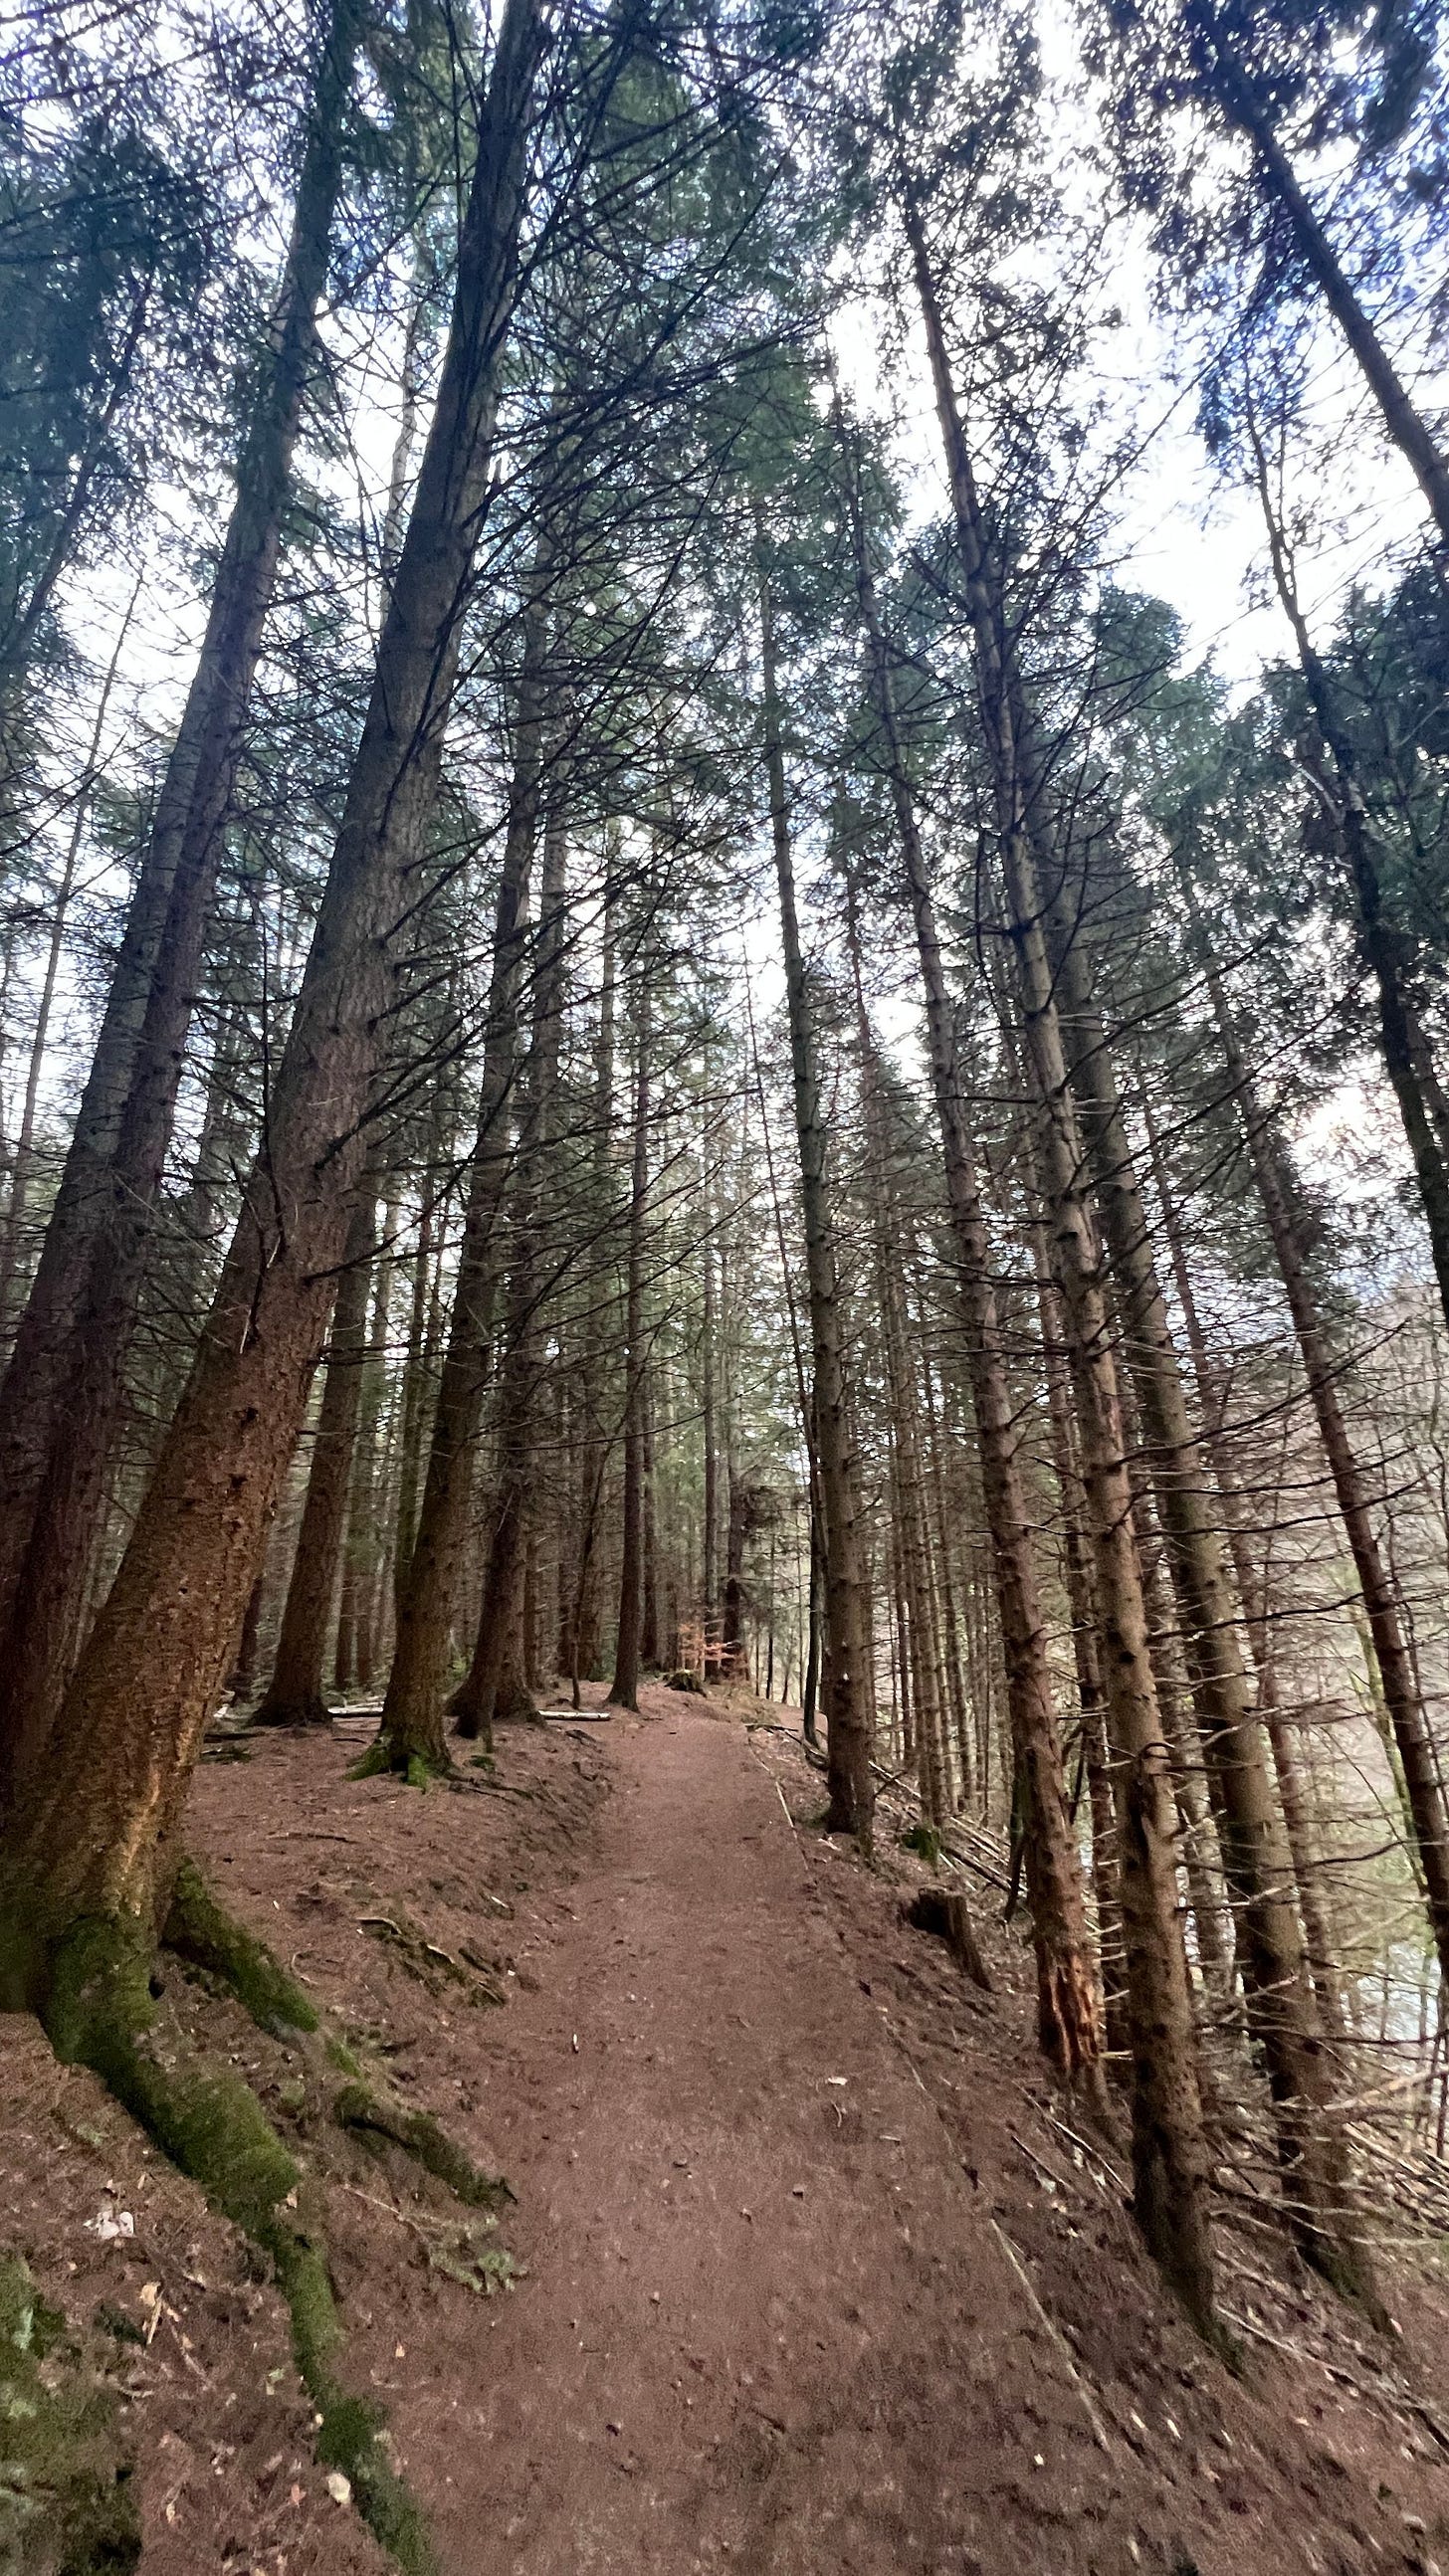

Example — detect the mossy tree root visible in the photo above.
[348,1742,447,1787]
[160,1864,509,2216]
[40,1915,438,2575]
[162,1858,318,2036]
[332,2081,514,2209]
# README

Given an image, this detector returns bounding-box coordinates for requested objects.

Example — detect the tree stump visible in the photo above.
[903,1885,993,1991]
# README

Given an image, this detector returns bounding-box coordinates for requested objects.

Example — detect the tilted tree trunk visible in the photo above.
[1142,1091,1351,2052]
[254,1193,378,1728]
[0,0,366,1763]
[903,190,1216,2328]
[0,585,138,1320]
[0,0,549,1997]
[1193,5,1449,549]
[758,553,874,1842]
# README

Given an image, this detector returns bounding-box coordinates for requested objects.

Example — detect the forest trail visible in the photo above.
[354,1695,1442,2576]
[425,1698,1072,2575]
[7,1693,1447,2576]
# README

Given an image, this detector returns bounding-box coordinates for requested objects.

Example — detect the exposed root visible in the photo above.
[162,1856,318,2035]
[332,2081,514,2209]
[357,1907,505,2003]
[38,1914,438,2574]
[349,1742,449,1787]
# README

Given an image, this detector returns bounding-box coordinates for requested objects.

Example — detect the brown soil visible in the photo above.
[4,1684,1448,2574]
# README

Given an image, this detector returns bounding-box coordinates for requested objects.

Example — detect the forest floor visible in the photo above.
[5,1682,1449,2575]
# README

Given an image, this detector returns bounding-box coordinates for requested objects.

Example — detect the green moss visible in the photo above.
[324,2035,363,2078]
[43,1917,154,2075]
[36,1915,436,2573]
[348,1740,449,1788]
[162,1859,318,2036]
[268,2235,435,2574]
[126,2052,300,2240]
[901,1821,942,1868]
[331,2082,513,2208]
[0,2258,139,2574]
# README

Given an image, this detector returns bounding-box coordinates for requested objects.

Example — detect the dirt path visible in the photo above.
[402,1705,1138,2575]
[7,1692,1446,2575]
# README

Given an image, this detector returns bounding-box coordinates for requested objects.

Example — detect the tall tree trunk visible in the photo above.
[0,585,138,1318]
[611,973,651,1713]
[839,430,1103,2092]
[758,548,874,1842]
[1144,1092,1352,2052]
[0,0,549,1996]
[1025,1194,1129,2064]
[1196,10,1449,548]
[565,892,616,1703]
[1042,879,1371,2297]
[0,0,366,1750]
[255,1193,377,1726]
[903,193,1216,2329]
[702,1218,719,1631]
[379,583,547,1767]
[452,784,570,1739]
[640,1368,660,1670]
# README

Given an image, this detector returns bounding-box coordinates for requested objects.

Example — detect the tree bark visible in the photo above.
[1189,892,1449,1998]
[1194,7,1449,550]
[839,427,1104,2092]
[610,972,651,1713]
[379,581,548,1766]
[453,782,569,1738]
[758,547,874,1841]
[0,0,366,1751]
[0,0,549,1981]
[254,1193,377,1728]
[904,190,1216,2329]
[1247,417,1449,1338]
[1043,886,1372,2298]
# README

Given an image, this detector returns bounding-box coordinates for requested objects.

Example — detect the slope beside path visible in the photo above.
[5,1688,1446,2575]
